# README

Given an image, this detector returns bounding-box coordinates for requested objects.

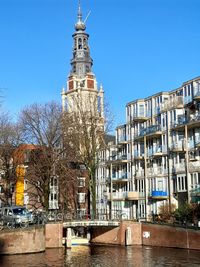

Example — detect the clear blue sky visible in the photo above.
[0,0,200,128]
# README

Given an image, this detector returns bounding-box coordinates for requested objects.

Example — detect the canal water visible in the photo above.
[0,245,200,267]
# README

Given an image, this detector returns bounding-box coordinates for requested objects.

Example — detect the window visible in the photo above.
[24,150,30,163]
[138,200,145,218]
[191,173,200,189]
[78,38,82,49]
[188,85,191,96]
[78,177,85,187]
[78,193,86,203]
[177,175,187,191]
[139,104,144,116]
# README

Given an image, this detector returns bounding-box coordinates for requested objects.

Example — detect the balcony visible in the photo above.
[112,173,128,183]
[125,191,139,200]
[107,154,129,164]
[147,167,167,177]
[184,95,192,105]
[106,192,126,201]
[161,96,183,112]
[189,161,200,172]
[106,191,140,201]
[193,90,200,101]
[147,146,164,157]
[136,125,162,140]
[187,112,200,129]
[149,190,168,199]
[152,106,161,116]
[132,112,149,122]
[118,136,127,144]
[170,116,188,130]
[172,163,185,173]
[170,141,185,152]
[134,150,144,160]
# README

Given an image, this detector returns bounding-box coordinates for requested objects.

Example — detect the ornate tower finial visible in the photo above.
[75,0,85,31]
[78,0,82,22]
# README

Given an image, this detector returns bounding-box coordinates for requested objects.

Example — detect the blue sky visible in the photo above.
[0,0,200,128]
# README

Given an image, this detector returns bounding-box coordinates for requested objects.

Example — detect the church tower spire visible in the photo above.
[61,1,104,124]
[70,0,93,78]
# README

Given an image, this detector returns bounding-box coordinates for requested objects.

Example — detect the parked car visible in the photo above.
[0,206,33,228]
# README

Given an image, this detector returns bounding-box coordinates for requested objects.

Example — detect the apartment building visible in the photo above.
[96,76,200,220]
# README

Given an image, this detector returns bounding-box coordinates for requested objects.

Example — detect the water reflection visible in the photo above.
[0,245,200,267]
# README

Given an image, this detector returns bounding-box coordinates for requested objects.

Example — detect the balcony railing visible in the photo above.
[160,96,183,112]
[106,192,126,200]
[112,173,128,180]
[147,146,162,157]
[173,163,185,173]
[134,150,144,158]
[152,106,161,116]
[118,136,127,143]
[106,191,140,201]
[133,111,146,118]
[193,90,200,98]
[139,125,161,137]
[170,141,184,151]
[171,116,188,128]
[147,167,167,176]
[125,191,139,200]
[109,154,128,161]
[184,95,192,105]
[150,190,168,198]
[189,161,200,172]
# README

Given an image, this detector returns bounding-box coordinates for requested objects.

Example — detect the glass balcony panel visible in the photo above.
[151,190,168,197]
[184,95,192,104]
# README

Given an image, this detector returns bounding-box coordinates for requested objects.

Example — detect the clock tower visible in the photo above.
[62,1,104,119]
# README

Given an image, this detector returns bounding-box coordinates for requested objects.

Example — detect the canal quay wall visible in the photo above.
[0,225,45,255]
[90,221,142,246]
[90,221,200,250]
[1,222,200,254]
[142,223,200,250]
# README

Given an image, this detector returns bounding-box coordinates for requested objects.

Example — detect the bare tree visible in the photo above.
[18,101,79,212]
[19,102,62,148]
[0,112,20,205]
[17,102,61,210]
[62,92,113,218]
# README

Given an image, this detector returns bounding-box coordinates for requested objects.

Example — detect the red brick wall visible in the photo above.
[142,223,200,250]
[90,222,142,246]
[45,223,63,248]
[0,226,45,255]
